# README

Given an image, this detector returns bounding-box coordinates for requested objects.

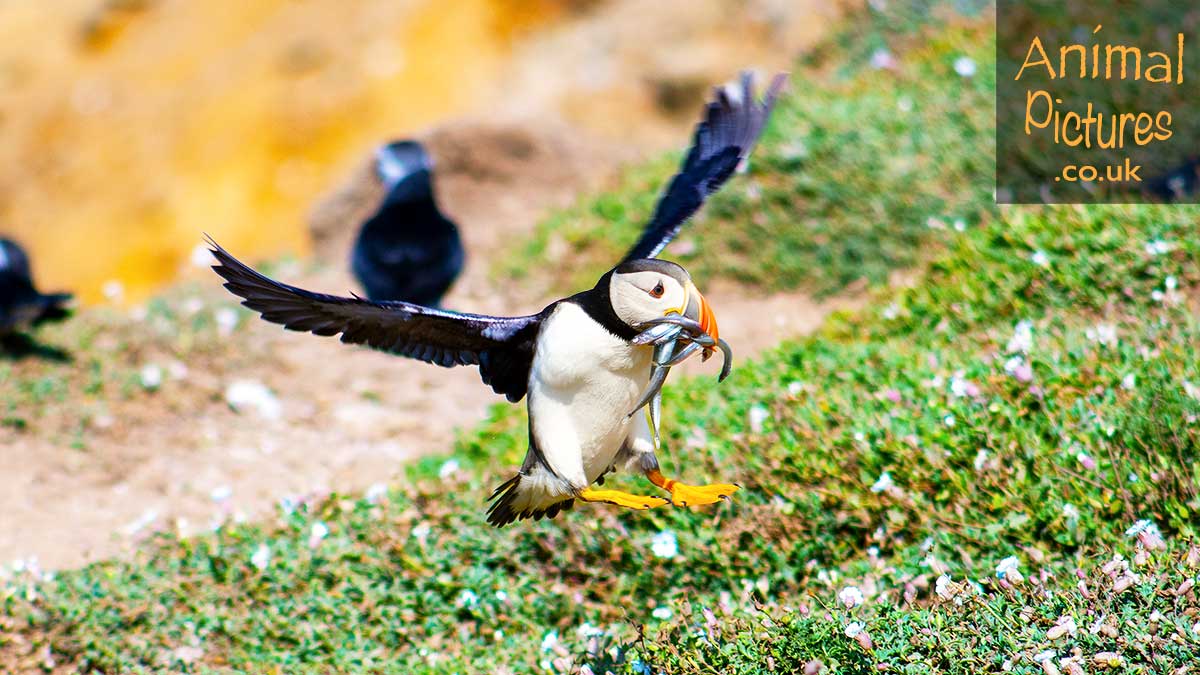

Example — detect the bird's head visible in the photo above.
[0,239,32,280]
[608,258,718,342]
[374,140,434,193]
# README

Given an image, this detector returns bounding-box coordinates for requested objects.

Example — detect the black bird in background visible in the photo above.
[1143,156,1200,202]
[0,238,72,336]
[351,140,465,306]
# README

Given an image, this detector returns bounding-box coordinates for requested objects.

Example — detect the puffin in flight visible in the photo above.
[211,72,786,526]
[351,140,464,306]
[0,238,72,337]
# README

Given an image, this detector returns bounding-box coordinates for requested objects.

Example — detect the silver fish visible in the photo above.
[632,322,682,346]
[627,337,677,419]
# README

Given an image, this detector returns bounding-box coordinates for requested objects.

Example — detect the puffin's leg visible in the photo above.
[645,469,739,507]
[621,408,739,507]
[578,488,668,510]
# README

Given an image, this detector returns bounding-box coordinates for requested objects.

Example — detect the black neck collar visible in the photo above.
[567,270,638,342]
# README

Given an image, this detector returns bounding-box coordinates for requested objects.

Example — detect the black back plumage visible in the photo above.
[351,140,464,306]
[0,239,72,334]
[623,71,787,262]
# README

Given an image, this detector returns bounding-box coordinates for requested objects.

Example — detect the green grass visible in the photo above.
[498,2,995,297]
[5,4,1200,674]
[0,280,262,448]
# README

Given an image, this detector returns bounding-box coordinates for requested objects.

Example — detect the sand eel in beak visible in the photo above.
[0,238,73,337]
[210,71,785,526]
[351,140,464,307]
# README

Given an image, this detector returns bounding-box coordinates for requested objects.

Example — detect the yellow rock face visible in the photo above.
[0,0,561,303]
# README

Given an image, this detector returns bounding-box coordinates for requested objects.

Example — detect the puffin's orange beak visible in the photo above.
[683,283,719,343]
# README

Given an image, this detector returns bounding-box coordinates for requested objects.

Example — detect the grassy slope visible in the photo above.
[498,3,995,297]
[5,5,1200,675]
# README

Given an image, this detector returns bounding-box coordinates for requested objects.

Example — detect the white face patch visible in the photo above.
[608,270,688,328]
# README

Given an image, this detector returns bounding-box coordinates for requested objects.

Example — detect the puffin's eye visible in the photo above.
[648,281,665,298]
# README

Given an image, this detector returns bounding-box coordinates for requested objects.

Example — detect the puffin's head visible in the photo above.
[608,258,718,342]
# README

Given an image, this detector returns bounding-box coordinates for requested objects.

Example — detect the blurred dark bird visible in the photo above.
[213,71,785,527]
[1143,156,1200,202]
[0,238,72,335]
[351,140,464,306]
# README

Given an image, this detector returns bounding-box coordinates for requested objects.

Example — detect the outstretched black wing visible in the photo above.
[209,238,543,402]
[622,71,787,262]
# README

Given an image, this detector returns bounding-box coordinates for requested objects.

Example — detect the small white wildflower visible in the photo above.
[953,218,967,232]
[949,374,969,398]
[1003,355,1024,375]
[215,308,239,337]
[838,586,865,608]
[1047,615,1077,640]
[943,414,956,427]
[651,530,679,559]
[996,556,1023,582]
[870,472,894,494]
[1145,239,1174,256]
[577,622,604,638]
[364,482,387,503]
[844,621,865,637]
[748,405,770,433]
[225,380,282,420]
[953,56,977,77]
[411,522,432,541]
[1166,275,1178,291]
[456,589,479,607]
[870,48,896,70]
[1007,320,1034,354]
[1125,519,1165,550]
[897,96,914,113]
[495,590,508,601]
[438,459,460,479]
[1121,374,1136,391]
[139,364,163,391]
[250,544,271,570]
[1152,289,1165,302]
[973,449,988,471]
[277,496,297,515]
[1086,323,1117,347]
[787,381,805,396]
[540,630,558,652]
[209,485,232,503]
[309,521,329,545]
[181,297,205,316]
[651,606,673,620]
[1031,250,1050,268]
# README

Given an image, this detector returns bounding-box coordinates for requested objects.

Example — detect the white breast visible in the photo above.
[528,302,651,486]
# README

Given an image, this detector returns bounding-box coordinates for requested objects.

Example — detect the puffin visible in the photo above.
[0,238,72,336]
[210,71,786,526]
[351,140,464,306]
